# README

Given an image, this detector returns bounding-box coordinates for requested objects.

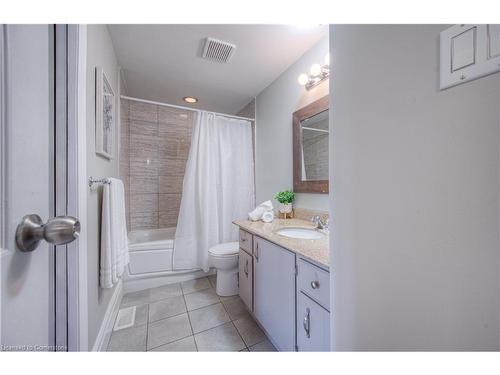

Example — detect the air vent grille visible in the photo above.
[202,37,236,63]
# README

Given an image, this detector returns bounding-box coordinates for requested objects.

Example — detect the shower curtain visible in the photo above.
[173,111,255,271]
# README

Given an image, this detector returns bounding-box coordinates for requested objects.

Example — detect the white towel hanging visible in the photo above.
[100,177,129,288]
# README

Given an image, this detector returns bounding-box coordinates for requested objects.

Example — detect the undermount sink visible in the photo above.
[275,227,324,240]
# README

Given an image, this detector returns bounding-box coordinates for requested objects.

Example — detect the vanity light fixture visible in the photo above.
[183,96,198,104]
[298,53,330,90]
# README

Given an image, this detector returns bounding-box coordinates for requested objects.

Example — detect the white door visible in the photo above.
[253,237,296,351]
[0,25,79,351]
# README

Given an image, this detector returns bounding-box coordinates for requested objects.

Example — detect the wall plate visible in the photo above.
[440,24,500,90]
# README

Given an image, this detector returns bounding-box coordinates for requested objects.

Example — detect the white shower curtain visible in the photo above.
[173,111,255,271]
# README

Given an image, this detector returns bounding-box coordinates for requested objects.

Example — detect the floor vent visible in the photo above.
[201,37,236,63]
[113,306,136,331]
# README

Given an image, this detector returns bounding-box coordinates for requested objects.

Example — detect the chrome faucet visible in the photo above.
[311,215,329,230]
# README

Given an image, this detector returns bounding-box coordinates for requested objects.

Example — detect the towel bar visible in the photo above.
[88,176,111,188]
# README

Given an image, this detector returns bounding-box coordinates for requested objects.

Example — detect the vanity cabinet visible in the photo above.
[238,249,253,311]
[237,229,331,352]
[253,237,296,352]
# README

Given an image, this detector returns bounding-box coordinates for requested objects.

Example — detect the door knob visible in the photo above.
[15,214,81,252]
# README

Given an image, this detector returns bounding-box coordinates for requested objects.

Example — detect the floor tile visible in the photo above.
[233,315,267,347]
[149,336,197,352]
[147,313,192,350]
[249,338,277,352]
[149,296,186,323]
[208,274,217,288]
[149,283,182,302]
[188,303,231,333]
[107,325,147,351]
[184,288,220,311]
[181,277,211,294]
[219,294,239,302]
[194,322,246,352]
[121,289,150,307]
[221,296,248,320]
[133,304,149,327]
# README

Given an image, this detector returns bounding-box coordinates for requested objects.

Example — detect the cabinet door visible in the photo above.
[297,291,330,351]
[239,249,253,311]
[254,237,296,351]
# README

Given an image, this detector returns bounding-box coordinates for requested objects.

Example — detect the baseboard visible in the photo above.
[91,280,123,352]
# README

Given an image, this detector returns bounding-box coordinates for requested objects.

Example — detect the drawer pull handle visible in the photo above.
[255,243,259,262]
[303,308,310,338]
[311,281,320,289]
[241,238,247,242]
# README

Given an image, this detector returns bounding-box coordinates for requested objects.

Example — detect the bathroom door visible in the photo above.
[0,25,78,351]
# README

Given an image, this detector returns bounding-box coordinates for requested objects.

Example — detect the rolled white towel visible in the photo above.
[262,211,274,223]
[248,200,274,221]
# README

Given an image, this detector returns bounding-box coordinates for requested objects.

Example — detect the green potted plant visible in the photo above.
[274,190,295,214]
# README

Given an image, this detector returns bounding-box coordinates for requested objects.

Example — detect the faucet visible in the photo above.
[311,215,329,230]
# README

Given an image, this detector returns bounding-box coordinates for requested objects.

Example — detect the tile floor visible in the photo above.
[107,275,277,352]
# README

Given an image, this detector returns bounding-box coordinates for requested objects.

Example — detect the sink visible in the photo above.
[276,227,324,240]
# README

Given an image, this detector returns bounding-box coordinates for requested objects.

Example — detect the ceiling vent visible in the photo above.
[201,37,236,63]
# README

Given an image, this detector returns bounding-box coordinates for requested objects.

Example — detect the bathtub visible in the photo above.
[127,228,176,275]
[124,227,211,293]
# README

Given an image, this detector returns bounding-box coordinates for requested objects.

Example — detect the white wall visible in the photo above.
[330,25,500,350]
[86,25,120,348]
[255,36,329,210]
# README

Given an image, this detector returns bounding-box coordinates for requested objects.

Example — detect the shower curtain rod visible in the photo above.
[120,95,256,122]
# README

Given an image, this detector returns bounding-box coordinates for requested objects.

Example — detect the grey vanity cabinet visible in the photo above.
[238,249,253,311]
[253,237,296,352]
[296,291,330,351]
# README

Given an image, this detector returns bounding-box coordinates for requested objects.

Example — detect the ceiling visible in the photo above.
[108,25,328,115]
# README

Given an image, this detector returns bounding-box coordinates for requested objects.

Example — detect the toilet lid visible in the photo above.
[208,242,239,256]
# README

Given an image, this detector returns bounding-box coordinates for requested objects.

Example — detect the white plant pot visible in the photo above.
[279,202,293,214]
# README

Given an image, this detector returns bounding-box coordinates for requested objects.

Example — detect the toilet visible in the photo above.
[208,242,239,297]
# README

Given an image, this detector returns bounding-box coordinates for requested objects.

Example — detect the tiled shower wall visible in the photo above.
[119,99,194,231]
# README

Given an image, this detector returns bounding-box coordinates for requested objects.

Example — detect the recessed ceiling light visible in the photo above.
[183,96,198,104]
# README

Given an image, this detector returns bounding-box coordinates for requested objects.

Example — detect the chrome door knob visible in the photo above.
[16,214,81,252]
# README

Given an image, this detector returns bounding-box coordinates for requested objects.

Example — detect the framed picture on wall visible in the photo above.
[95,66,114,159]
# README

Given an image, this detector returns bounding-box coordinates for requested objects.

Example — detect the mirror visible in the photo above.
[293,96,329,193]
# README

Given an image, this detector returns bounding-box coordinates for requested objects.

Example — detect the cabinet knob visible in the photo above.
[311,280,320,289]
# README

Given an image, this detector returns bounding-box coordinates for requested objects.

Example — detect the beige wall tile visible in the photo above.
[130,159,158,177]
[130,193,159,213]
[159,158,187,176]
[129,134,159,161]
[159,193,182,213]
[129,101,158,122]
[130,119,158,136]
[159,175,184,194]
[131,211,159,230]
[130,175,159,194]
[159,211,179,228]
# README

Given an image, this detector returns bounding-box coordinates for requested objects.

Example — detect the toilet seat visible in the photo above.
[208,241,239,257]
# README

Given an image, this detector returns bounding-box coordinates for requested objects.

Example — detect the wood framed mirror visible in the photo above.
[293,95,329,194]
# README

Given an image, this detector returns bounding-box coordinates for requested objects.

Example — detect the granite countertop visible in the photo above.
[233,218,330,269]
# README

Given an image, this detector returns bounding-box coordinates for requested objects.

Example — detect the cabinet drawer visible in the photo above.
[297,258,330,310]
[239,229,253,254]
[297,291,330,351]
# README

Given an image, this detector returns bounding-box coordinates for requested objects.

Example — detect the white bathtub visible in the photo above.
[124,227,212,293]
[127,228,176,275]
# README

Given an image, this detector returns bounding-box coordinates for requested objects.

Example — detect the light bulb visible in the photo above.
[310,63,321,76]
[324,53,330,66]
[298,73,309,86]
